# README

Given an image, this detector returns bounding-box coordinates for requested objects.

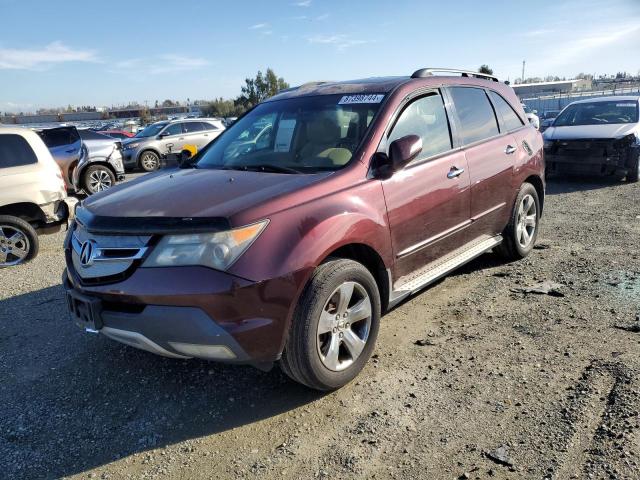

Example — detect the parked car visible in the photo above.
[37,126,83,191]
[98,129,135,140]
[64,68,544,390]
[121,118,226,172]
[539,110,561,133]
[0,128,76,266]
[543,96,639,182]
[522,104,540,130]
[75,129,126,194]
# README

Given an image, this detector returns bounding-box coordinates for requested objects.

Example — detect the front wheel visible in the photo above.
[0,215,39,267]
[280,259,381,391]
[139,151,160,172]
[495,182,540,261]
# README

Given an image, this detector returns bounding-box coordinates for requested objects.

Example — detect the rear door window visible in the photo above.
[184,122,204,133]
[0,134,38,168]
[488,91,524,132]
[449,87,500,145]
[200,122,219,131]
[388,92,452,161]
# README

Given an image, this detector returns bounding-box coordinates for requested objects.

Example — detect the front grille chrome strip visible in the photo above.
[71,233,148,263]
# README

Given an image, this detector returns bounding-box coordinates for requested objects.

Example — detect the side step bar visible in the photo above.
[389,235,503,307]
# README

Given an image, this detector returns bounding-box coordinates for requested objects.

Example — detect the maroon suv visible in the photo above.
[64,68,544,390]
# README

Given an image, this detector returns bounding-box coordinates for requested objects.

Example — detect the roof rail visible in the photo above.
[411,68,498,82]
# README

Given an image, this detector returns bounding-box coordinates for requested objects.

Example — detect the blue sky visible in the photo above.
[1,0,639,112]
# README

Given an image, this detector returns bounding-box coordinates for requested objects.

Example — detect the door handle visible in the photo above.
[505,145,517,155]
[447,167,465,179]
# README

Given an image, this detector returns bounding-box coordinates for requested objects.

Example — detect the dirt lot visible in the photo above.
[1,177,639,480]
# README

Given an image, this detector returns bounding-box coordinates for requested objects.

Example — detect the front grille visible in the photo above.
[70,222,151,282]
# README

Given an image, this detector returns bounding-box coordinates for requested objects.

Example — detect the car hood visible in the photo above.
[83,167,331,222]
[544,123,638,140]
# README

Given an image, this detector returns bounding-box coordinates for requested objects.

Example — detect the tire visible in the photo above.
[495,182,540,261]
[139,151,160,172]
[627,155,639,183]
[280,258,381,391]
[83,165,116,195]
[0,215,39,267]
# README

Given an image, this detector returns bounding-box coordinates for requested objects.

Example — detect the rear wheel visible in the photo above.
[495,182,540,261]
[280,259,381,391]
[139,151,160,172]
[0,215,38,267]
[83,165,115,194]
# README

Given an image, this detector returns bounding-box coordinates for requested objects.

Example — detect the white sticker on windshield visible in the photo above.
[616,103,636,107]
[274,119,296,152]
[338,94,384,105]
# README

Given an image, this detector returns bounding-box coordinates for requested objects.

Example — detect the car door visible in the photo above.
[380,90,471,281]
[182,121,206,149]
[447,86,515,237]
[158,122,185,154]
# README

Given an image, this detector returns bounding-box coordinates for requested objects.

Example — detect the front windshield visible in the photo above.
[135,122,167,138]
[196,93,384,173]
[553,101,639,127]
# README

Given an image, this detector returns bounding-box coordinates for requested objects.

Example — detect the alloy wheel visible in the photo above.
[316,281,372,372]
[516,193,537,248]
[88,169,113,192]
[141,152,158,171]
[0,225,30,266]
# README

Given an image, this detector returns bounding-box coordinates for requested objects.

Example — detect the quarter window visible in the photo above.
[488,91,524,132]
[388,93,452,161]
[449,87,499,145]
[0,134,38,168]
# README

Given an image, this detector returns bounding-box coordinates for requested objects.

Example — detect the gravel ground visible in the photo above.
[1,177,639,480]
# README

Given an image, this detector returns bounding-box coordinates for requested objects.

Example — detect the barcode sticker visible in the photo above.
[338,94,385,105]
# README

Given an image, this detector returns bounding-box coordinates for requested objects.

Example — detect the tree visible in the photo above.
[236,68,289,108]
[478,65,493,75]
[161,99,176,107]
[202,97,246,117]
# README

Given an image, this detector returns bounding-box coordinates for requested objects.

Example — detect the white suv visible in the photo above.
[0,128,76,267]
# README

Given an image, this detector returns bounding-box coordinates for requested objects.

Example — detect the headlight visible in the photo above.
[143,220,269,271]
[125,142,140,150]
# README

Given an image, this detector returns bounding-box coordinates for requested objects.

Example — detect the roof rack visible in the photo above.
[411,68,498,82]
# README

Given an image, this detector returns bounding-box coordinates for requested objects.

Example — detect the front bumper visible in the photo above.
[63,264,306,365]
[544,139,639,178]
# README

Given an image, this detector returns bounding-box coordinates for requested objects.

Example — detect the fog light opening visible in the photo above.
[168,342,237,360]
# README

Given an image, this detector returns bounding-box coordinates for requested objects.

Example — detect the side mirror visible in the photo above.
[389,135,422,170]
[533,110,538,115]
[372,135,422,179]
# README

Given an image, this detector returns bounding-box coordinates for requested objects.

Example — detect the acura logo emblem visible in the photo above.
[79,240,97,267]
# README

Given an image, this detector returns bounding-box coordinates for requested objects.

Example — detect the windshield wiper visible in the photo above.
[224,164,302,174]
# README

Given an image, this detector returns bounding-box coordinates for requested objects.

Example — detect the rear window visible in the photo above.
[449,87,499,145]
[488,91,524,132]
[0,134,38,168]
[78,129,112,141]
[201,121,219,131]
[38,127,80,148]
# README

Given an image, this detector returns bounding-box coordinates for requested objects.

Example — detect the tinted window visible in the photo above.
[162,123,184,136]
[450,87,499,145]
[184,122,203,133]
[38,127,80,148]
[0,134,38,168]
[388,93,452,160]
[200,121,219,131]
[488,91,524,132]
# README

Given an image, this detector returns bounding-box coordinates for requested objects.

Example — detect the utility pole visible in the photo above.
[522,60,526,83]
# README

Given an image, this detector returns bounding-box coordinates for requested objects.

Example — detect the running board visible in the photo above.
[389,235,503,307]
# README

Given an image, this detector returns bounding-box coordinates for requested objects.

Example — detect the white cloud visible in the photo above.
[0,41,98,70]
[112,54,210,75]
[308,34,370,51]
[292,0,311,6]
[316,13,329,21]
[521,29,555,38]
[249,23,269,30]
